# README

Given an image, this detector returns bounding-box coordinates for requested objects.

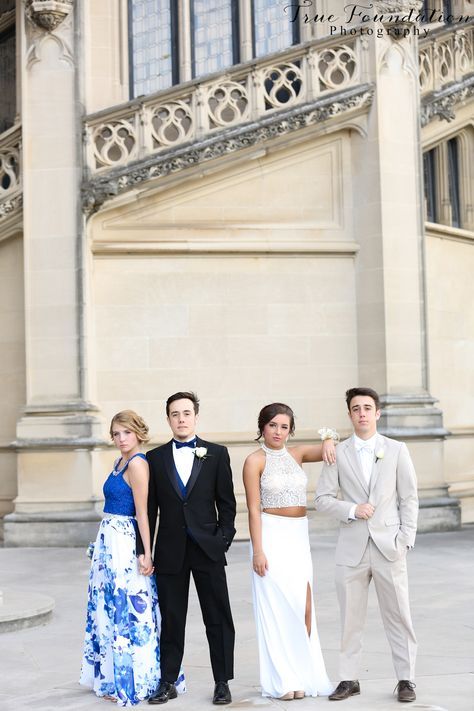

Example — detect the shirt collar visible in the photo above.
[353,432,378,451]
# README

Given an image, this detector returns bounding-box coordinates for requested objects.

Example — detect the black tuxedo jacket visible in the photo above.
[143,437,236,574]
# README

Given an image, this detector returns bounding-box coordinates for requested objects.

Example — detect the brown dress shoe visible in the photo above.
[329,680,360,701]
[395,680,416,702]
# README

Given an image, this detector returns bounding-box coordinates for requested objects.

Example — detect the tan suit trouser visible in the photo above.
[335,539,417,681]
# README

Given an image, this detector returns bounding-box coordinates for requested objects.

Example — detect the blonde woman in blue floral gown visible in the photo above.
[80,410,185,706]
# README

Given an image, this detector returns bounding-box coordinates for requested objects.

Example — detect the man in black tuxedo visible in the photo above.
[144,392,236,705]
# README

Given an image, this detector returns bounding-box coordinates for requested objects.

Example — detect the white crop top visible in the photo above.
[260,443,307,508]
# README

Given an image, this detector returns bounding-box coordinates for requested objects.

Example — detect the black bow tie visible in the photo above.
[173,438,197,449]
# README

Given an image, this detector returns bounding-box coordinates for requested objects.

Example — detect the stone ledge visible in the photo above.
[418,496,461,533]
[0,590,54,633]
[3,510,102,547]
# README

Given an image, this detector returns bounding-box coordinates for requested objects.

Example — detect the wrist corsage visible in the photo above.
[318,427,340,442]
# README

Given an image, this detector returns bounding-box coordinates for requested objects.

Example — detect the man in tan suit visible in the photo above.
[315,387,418,703]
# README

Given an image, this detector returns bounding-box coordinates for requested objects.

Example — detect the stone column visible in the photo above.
[4,0,104,546]
[351,1,460,531]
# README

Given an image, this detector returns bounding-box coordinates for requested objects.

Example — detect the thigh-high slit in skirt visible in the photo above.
[251,512,333,699]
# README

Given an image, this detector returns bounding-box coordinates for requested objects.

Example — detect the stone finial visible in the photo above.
[25,0,74,32]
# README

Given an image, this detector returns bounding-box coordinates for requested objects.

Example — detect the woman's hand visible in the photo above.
[252,551,268,577]
[138,553,154,576]
[322,437,337,465]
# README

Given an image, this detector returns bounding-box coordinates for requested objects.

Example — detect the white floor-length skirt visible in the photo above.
[251,513,333,699]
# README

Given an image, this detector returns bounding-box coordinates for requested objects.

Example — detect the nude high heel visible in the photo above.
[279,691,295,700]
[294,690,305,699]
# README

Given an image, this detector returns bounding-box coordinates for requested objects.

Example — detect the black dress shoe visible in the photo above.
[395,680,416,702]
[213,681,232,705]
[148,681,177,704]
[329,680,360,701]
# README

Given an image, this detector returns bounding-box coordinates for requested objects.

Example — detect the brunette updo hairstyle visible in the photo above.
[256,402,296,441]
[109,410,150,443]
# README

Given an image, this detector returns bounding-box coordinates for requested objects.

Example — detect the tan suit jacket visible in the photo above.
[315,434,418,566]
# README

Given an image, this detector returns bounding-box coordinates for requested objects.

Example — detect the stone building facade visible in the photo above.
[0,0,473,545]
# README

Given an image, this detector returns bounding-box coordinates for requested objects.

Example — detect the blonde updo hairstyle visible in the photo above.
[109,410,150,443]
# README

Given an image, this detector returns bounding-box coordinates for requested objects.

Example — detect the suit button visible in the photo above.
[183,502,187,507]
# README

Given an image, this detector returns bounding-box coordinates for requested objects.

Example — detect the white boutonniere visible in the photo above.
[195,446,208,460]
[375,449,385,462]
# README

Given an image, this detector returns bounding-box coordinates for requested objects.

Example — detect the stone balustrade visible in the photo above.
[419,20,474,96]
[84,34,366,176]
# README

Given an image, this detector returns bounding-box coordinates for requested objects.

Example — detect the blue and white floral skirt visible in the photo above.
[80,515,186,706]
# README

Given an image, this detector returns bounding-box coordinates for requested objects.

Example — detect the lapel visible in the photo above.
[369,434,385,495]
[185,436,205,498]
[163,440,184,500]
[343,436,370,496]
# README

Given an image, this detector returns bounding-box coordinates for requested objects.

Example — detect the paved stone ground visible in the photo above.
[0,527,473,711]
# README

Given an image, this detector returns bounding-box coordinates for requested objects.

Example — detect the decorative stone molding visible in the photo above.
[0,123,22,223]
[24,0,74,68]
[421,76,474,124]
[0,193,22,220]
[82,84,374,215]
[25,0,74,32]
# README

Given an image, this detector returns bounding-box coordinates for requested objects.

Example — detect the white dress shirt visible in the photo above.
[354,432,378,488]
[173,439,196,486]
[349,433,377,520]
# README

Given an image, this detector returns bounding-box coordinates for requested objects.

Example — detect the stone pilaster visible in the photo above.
[4,0,104,546]
[351,1,460,531]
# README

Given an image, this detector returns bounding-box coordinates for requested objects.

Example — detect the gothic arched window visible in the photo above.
[129,0,301,99]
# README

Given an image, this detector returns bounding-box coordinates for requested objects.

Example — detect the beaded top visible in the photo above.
[103,452,146,516]
[260,443,307,508]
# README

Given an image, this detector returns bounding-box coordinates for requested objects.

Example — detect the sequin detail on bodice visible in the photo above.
[260,444,307,508]
[103,452,146,516]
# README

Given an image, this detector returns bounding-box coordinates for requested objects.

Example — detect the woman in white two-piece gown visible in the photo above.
[243,403,337,700]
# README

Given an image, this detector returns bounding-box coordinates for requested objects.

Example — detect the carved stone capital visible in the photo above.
[25,0,74,32]
[374,0,423,39]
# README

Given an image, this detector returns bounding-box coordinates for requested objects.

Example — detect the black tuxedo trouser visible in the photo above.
[156,536,235,683]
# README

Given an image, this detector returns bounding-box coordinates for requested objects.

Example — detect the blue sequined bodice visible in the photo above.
[103,452,146,516]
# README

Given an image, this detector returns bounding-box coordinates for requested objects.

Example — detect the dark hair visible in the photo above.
[166,391,200,416]
[345,387,381,411]
[256,403,295,440]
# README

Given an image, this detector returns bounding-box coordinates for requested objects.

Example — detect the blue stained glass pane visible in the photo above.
[192,0,233,78]
[253,0,293,57]
[130,0,172,96]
